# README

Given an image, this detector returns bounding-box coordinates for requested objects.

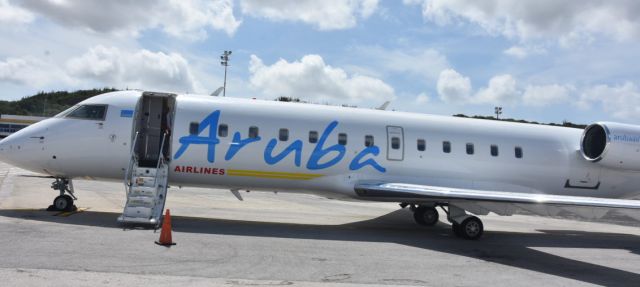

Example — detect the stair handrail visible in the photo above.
[157,131,167,169]
[124,131,140,194]
[154,131,168,187]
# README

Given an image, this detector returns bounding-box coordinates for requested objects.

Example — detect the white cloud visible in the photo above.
[66,46,202,93]
[158,0,241,39]
[248,54,394,104]
[522,84,573,107]
[240,0,378,30]
[408,0,640,44]
[354,46,449,80]
[503,45,545,59]
[0,56,73,87]
[415,93,430,104]
[436,69,471,103]
[503,46,528,59]
[579,82,640,119]
[437,70,576,107]
[474,74,519,105]
[19,0,241,38]
[0,0,34,24]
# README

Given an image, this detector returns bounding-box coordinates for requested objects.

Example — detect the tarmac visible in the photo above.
[0,161,639,286]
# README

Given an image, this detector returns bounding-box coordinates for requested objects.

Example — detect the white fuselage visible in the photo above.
[1,91,639,201]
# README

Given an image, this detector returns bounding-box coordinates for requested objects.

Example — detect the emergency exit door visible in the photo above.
[386,126,404,161]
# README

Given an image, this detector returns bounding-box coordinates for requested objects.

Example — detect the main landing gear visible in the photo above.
[47,178,77,212]
[402,203,484,240]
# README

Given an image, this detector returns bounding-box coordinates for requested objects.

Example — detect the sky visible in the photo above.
[1,0,639,124]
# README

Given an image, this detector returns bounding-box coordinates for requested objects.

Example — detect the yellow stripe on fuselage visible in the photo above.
[227,169,323,180]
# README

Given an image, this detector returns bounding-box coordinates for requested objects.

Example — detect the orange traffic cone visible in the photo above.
[155,209,176,246]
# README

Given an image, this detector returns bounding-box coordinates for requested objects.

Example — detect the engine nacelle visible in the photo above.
[581,122,640,171]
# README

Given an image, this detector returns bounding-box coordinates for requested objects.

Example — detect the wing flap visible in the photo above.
[354,182,640,210]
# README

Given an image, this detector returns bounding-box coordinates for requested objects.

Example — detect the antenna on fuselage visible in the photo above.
[376,101,390,110]
[210,87,224,97]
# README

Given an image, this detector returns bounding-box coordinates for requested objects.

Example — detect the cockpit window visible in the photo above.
[54,105,79,118]
[64,105,108,121]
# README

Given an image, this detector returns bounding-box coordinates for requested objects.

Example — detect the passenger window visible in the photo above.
[279,128,289,141]
[417,139,426,151]
[189,122,199,135]
[65,104,107,120]
[466,143,474,155]
[309,131,318,143]
[491,145,499,157]
[365,135,374,147]
[443,141,451,153]
[218,124,228,137]
[249,126,259,138]
[391,137,400,149]
[338,133,347,145]
[515,146,523,158]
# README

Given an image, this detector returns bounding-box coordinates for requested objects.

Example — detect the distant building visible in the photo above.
[0,114,48,138]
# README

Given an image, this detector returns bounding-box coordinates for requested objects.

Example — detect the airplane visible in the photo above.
[1,90,640,240]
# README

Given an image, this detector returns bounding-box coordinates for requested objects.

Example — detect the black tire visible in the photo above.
[459,216,483,240]
[53,195,74,212]
[413,206,439,226]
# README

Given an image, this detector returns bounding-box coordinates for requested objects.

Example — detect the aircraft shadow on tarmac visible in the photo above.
[0,208,639,286]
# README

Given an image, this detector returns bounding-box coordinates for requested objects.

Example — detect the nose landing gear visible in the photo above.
[47,178,77,212]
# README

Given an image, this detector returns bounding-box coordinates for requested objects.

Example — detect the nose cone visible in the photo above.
[0,120,50,172]
[0,133,24,166]
[0,137,7,162]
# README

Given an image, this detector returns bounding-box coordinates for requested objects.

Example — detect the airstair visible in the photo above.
[118,132,169,226]
[118,92,175,227]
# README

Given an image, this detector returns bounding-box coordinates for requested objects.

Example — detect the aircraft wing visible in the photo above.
[354,182,640,220]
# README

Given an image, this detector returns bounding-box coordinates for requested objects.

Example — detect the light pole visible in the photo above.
[220,50,232,97]
[494,106,503,120]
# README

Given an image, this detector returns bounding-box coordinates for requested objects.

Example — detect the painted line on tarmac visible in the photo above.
[53,207,89,217]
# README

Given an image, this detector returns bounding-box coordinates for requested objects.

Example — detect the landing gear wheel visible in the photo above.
[455,216,483,240]
[52,195,74,212]
[47,178,77,212]
[413,206,439,226]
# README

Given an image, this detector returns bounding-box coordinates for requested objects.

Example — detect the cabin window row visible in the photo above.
[189,123,377,147]
[417,139,523,159]
[188,122,525,159]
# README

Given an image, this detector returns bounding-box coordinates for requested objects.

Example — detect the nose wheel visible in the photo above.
[47,178,77,212]
[52,195,75,212]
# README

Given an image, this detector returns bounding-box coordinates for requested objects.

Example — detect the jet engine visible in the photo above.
[581,122,640,171]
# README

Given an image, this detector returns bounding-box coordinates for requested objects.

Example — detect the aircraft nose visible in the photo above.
[0,136,18,164]
[0,137,10,160]
[0,126,41,168]
[0,118,58,174]
[0,139,4,162]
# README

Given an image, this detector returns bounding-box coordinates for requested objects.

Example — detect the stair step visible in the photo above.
[117,216,158,225]
[134,176,156,187]
[123,206,152,218]
[130,186,157,197]
[127,196,155,207]
[134,168,157,177]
